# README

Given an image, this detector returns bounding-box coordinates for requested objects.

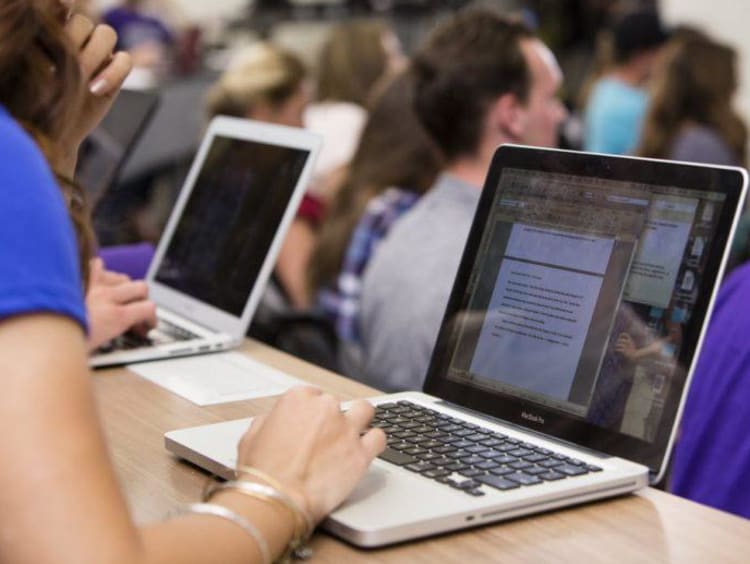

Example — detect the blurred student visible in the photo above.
[207,43,309,128]
[206,42,314,308]
[0,4,383,563]
[638,32,750,270]
[103,0,174,76]
[584,10,668,155]
[638,33,747,167]
[308,70,443,372]
[357,10,567,392]
[305,20,405,200]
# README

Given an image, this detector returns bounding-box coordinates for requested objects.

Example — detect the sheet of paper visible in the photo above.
[623,195,698,308]
[469,224,613,402]
[129,352,306,406]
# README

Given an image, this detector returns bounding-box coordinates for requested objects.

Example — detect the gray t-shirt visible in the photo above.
[670,125,739,166]
[357,173,480,392]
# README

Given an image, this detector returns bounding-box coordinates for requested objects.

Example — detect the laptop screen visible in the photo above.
[425,146,744,471]
[153,135,310,317]
[76,89,158,202]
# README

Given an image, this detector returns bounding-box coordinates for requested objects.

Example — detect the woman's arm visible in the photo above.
[0,314,383,564]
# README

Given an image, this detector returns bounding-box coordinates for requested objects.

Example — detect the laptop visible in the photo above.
[90,116,321,368]
[76,88,159,205]
[165,145,747,545]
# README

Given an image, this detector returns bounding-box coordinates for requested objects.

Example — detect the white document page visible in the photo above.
[623,195,698,308]
[130,352,306,406]
[470,224,614,402]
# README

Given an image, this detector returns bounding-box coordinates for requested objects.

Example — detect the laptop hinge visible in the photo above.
[437,400,611,460]
[158,306,217,333]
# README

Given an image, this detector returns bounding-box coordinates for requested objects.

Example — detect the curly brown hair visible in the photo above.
[0,0,94,286]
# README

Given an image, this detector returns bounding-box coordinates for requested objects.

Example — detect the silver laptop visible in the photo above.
[91,116,321,368]
[165,146,747,545]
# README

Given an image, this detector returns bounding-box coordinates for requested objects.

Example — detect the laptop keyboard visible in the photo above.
[372,401,602,497]
[153,319,200,343]
[98,319,200,353]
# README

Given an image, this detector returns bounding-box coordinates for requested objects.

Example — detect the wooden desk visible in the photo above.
[95,340,750,563]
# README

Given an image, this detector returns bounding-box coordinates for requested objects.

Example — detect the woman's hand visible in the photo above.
[85,258,157,351]
[615,332,639,362]
[58,11,133,176]
[237,387,386,524]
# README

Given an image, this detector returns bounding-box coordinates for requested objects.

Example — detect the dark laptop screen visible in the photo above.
[425,146,744,471]
[76,89,158,201]
[154,135,310,316]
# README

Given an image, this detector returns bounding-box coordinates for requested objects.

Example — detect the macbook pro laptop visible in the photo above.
[165,146,746,545]
[91,116,321,368]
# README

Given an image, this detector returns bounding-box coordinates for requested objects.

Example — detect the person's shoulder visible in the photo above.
[0,107,74,243]
[587,77,620,104]
[674,124,728,148]
[588,77,646,111]
[363,187,419,220]
[671,125,737,166]
[0,108,58,191]
[305,102,367,130]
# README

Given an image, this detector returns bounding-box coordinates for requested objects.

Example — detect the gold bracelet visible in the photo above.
[235,466,314,536]
[205,480,313,562]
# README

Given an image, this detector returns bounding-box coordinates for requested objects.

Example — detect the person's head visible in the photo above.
[0,0,82,151]
[0,0,93,278]
[612,10,669,82]
[315,20,403,107]
[412,10,566,169]
[344,71,443,201]
[639,34,747,165]
[206,42,308,127]
[308,70,443,293]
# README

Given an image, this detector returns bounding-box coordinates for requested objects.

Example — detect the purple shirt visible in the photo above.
[670,261,750,518]
[103,8,173,51]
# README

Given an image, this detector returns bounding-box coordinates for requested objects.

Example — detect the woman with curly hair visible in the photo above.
[0,2,384,563]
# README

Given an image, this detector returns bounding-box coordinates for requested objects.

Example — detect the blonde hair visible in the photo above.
[206,42,306,119]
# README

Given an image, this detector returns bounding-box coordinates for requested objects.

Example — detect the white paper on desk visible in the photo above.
[129,352,306,406]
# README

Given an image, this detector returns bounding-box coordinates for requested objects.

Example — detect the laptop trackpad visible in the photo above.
[330,462,473,530]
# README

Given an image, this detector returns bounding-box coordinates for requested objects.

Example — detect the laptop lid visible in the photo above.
[76,88,159,204]
[424,145,747,481]
[146,116,321,339]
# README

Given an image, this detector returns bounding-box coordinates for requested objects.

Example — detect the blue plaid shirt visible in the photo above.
[318,187,420,344]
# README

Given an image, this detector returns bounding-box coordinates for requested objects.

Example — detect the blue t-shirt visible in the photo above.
[0,105,87,330]
[584,77,649,155]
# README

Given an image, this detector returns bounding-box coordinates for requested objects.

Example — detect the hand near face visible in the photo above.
[614,332,639,362]
[58,9,133,176]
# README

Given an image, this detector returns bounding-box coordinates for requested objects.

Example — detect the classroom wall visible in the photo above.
[661,0,750,125]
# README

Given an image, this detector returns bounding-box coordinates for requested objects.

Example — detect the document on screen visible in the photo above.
[469,224,614,402]
[623,195,698,308]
